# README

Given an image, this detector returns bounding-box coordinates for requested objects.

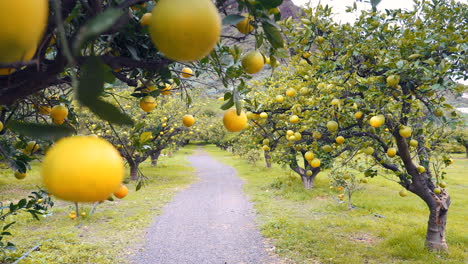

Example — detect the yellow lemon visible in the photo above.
[50,105,68,121]
[0,1,48,64]
[140,13,152,26]
[236,13,254,34]
[181,67,193,78]
[241,50,264,74]
[42,136,124,202]
[223,109,247,132]
[140,96,157,112]
[149,0,221,61]
[182,114,195,127]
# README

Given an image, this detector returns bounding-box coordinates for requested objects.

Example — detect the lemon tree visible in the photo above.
[246,0,467,250]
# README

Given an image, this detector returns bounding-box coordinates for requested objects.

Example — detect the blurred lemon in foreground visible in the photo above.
[42,136,124,203]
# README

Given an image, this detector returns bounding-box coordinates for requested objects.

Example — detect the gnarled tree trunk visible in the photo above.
[150,149,162,167]
[395,132,450,251]
[129,161,139,181]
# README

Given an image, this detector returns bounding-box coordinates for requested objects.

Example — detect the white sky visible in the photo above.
[291,0,468,24]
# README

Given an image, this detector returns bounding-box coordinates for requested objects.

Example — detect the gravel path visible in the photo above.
[132,149,279,264]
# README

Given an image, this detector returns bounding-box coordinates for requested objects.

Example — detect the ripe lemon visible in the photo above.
[0,1,48,64]
[242,51,264,74]
[335,136,345,144]
[0,121,3,131]
[14,171,26,180]
[161,84,172,95]
[0,47,37,75]
[409,139,418,147]
[149,0,221,61]
[260,112,268,119]
[310,158,321,168]
[354,111,363,119]
[42,136,124,203]
[182,114,195,127]
[276,95,284,103]
[140,13,152,26]
[304,151,314,161]
[286,88,296,97]
[181,67,193,78]
[223,109,247,132]
[369,115,385,128]
[399,126,412,138]
[114,185,129,199]
[290,115,299,124]
[140,96,157,112]
[387,147,397,157]
[50,105,68,121]
[236,13,254,34]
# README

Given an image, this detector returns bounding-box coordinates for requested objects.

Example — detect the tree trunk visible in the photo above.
[151,150,161,167]
[425,190,450,251]
[394,134,450,251]
[264,150,272,168]
[129,162,139,181]
[465,144,468,158]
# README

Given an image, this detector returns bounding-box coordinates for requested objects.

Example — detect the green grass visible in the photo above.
[0,148,195,264]
[204,145,468,264]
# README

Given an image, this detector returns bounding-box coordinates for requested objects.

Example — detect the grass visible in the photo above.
[0,148,195,264]
[204,145,468,264]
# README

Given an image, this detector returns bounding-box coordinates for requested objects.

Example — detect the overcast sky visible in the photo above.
[291,0,468,24]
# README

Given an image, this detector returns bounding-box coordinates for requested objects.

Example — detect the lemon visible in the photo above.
[236,13,254,34]
[140,13,152,26]
[335,136,345,144]
[181,67,193,78]
[114,184,129,199]
[223,109,247,132]
[149,0,221,61]
[241,51,264,74]
[50,105,68,121]
[0,1,48,64]
[42,136,124,203]
[304,151,314,161]
[387,147,397,157]
[182,114,195,127]
[310,158,321,168]
[0,47,37,75]
[140,96,157,112]
[369,115,385,128]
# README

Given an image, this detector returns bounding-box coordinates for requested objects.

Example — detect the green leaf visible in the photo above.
[221,97,234,110]
[222,14,245,25]
[73,8,123,54]
[259,0,283,9]
[262,21,284,49]
[17,199,27,208]
[3,222,16,231]
[77,56,108,102]
[85,99,134,126]
[7,121,75,140]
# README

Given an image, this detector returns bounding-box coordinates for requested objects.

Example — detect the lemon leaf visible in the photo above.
[7,121,75,140]
[222,15,245,25]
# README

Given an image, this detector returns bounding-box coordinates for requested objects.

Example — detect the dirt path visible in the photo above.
[132,149,279,264]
